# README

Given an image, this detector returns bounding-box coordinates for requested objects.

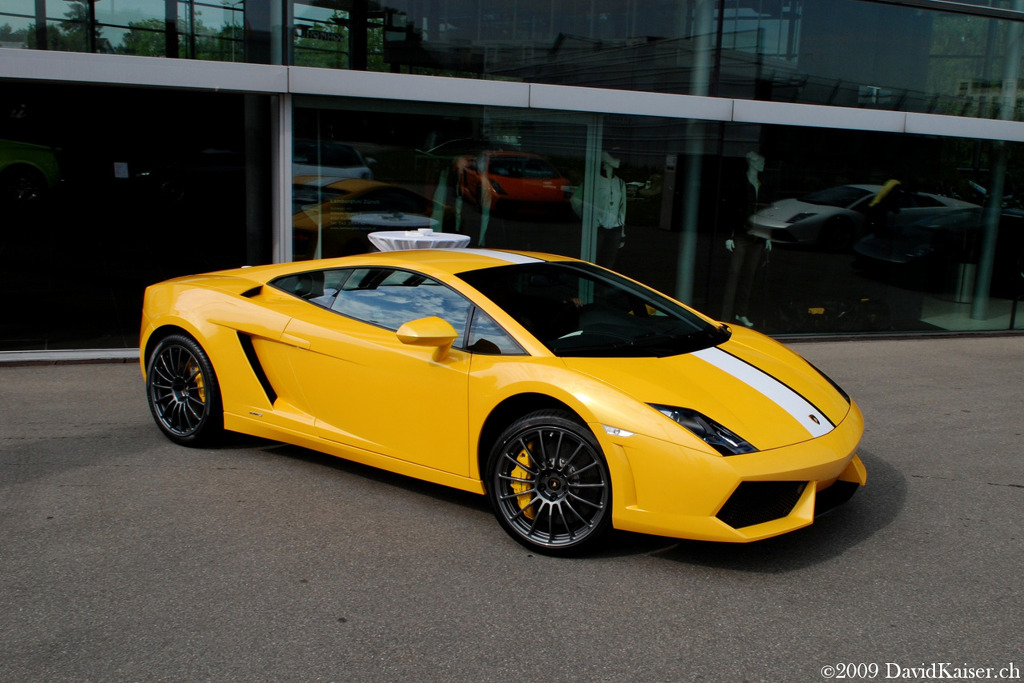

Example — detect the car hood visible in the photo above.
[561,336,851,451]
[752,198,836,225]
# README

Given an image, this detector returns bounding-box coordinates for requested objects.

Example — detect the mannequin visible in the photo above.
[573,151,627,267]
[722,151,771,328]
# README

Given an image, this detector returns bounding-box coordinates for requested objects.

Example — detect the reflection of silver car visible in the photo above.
[748,184,976,249]
[293,140,375,180]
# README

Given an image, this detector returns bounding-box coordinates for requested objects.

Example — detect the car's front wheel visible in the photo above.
[486,410,612,555]
[146,333,223,446]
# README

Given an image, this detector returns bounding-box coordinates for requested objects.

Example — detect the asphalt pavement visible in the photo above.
[1,336,1022,682]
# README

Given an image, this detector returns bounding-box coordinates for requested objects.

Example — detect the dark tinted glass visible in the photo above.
[460,262,729,357]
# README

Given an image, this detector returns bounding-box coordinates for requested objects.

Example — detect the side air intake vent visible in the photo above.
[237,333,277,404]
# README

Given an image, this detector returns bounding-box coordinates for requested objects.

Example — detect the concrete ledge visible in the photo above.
[0,50,288,93]
[0,349,139,367]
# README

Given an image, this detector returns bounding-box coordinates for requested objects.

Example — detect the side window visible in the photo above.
[467,308,526,355]
[272,267,525,355]
[331,268,473,338]
[910,193,942,208]
[269,269,351,308]
[271,271,326,300]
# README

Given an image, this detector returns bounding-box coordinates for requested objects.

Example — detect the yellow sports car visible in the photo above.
[140,249,865,555]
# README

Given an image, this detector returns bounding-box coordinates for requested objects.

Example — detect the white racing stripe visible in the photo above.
[693,347,834,438]
[438,248,543,264]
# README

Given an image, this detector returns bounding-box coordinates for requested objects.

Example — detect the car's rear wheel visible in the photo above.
[486,410,612,555]
[146,333,223,446]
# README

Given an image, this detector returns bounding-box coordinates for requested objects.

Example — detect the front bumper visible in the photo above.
[748,220,801,243]
[603,402,866,542]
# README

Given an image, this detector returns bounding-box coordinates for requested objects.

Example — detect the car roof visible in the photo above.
[201,249,575,285]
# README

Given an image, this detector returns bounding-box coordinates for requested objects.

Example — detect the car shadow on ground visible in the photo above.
[212,437,903,568]
[222,436,493,514]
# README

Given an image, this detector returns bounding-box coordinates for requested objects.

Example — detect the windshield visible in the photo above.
[800,186,873,208]
[459,262,729,357]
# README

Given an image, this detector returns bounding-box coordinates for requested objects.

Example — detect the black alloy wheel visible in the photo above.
[146,333,223,446]
[486,410,612,555]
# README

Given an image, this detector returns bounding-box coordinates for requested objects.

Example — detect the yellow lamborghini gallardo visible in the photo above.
[141,249,865,555]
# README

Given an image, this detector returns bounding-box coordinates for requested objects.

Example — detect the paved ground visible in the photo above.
[1,336,1022,682]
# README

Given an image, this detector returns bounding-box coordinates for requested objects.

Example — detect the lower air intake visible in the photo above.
[716,481,807,529]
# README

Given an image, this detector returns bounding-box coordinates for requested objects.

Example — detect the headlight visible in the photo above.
[487,177,508,195]
[650,404,758,456]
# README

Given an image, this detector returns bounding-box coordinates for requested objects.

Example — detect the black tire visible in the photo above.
[146,333,223,446]
[486,410,612,555]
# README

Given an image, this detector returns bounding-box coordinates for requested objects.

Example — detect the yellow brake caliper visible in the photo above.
[510,442,536,520]
[189,359,206,404]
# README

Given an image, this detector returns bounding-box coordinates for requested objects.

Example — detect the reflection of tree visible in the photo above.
[23,0,108,52]
[1,23,29,45]
[29,0,113,53]
[120,18,166,57]
[22,2,243,61]
[120,12,244,60]
[203,23,245,61]
[928,15,1006,119]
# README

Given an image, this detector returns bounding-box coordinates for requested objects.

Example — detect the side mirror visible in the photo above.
[396,316,459,361]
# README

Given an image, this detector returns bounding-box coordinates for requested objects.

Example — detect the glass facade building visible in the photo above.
[2,0,1023,351]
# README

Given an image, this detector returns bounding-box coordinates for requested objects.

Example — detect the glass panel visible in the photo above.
[291,100,588,262]
[293,1,356,68]
[466,308,526,355]
[282,1,1024,122]
[329,267,473,334]
[459,261,726,358]
[0,1,36,49]
[0,83,260,350]
[13,0,1024,122]
[43,14,94,53]
[712,123,1024,335]
[178,0,245,61]
[290,98,1024,336]
[271,266,527,353]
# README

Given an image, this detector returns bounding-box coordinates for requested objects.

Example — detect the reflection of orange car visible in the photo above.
[293,177,454,259]
[455,151,572,214]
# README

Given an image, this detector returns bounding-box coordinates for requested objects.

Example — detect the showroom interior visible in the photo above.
[1,0,1023,354]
